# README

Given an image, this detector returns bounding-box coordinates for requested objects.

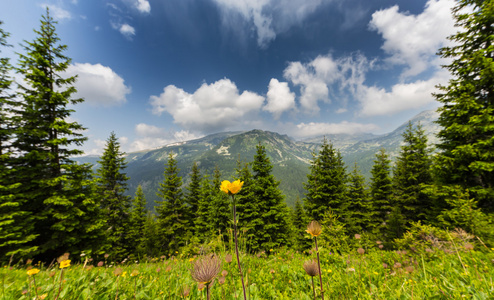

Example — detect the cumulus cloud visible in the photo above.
[135,0,151,14]
[130,124,201,151]
[284,53,369,114]
[64,63,131,106]
[369,0,456,78]
[263,78,296,119]
[41,4,72,20]
[356,69,449,116]
[119,23,136,38]
[292,121,379,138]
[212,0,329,48]
[150,79,265,133]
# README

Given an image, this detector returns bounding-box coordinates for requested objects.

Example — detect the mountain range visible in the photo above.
[76,110,440,209]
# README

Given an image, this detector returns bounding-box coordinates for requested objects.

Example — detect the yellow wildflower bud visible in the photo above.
[220,180,243,195]
[27,268,40,276]
[59,260,71,269]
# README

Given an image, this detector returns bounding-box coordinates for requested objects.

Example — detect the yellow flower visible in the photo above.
[59,260,71,269]
[306,220,322,237]
[27,268,40,276]
[220,180,244,195]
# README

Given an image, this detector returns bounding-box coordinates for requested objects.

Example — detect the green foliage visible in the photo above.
[7,9,101,261]
[434,186,494,246]
[434,0,494,212]
[319,210,351,254]
[290,199,311,252]
[128,185,148,259]
[252,143,291,251]
[207,166,231,240]
[393,122,432,227]
[185,162,201,229]
[346,163,373,234]
[96,132,131,260]
[304,138,348,222]
[370,148,393,233]
[155,152,190,254]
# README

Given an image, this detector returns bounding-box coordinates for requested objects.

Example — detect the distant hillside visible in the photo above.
[75,110,440,209]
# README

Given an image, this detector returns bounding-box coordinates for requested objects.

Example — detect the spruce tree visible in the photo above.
[291,199,311,251]
[96,132,131,260]
[252,143,290,250]
[0,22,38,260]
[12,9,102,260]
[195,173,213,240]
[434,0,494,212]
[393,122,432,225]
[235,160,261,252]
[186,162,201,231]
[369,148,393,232]
[304,138,348,222]
[156,152,189,254]
[208,166,231,239]
[128,185,147,258]
[347,163,373,234]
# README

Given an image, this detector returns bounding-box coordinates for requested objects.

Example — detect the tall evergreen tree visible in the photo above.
[347,163,373,234]
[0,22,38,261]
[195,173,213,240]
[291,199,311,251]
[433,0,494,212]
[393,122,432,225]
[96,132,131,259]
[304,138,348,222]
[236,160,261,252]
[186,162,201,231]
[252,143,291,251]
[369,148,393,231]
[208,166,231,239]
[12,9,102,260]
[128,185,147,258]
[156,152,188,254]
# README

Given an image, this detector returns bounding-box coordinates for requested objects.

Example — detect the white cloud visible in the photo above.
[212,0,329,48]
[284,53,369,114]
[130,124,201,151]
[356,69,449,116]
[119,23,136,38]
[135,0,151,13]
[293,121,379,138]
[263,78,296,119]
[64,63,131,106]
[369,0,456,78]
[41,4,72,20]
[135,123,164,137]
[150,78,265,133]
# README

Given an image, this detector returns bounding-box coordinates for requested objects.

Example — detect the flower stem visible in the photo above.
[315,237,324,300]
[232,195,247,300]
[311,276,316,300]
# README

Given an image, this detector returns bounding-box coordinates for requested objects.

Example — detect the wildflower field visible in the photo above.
[4,245,494,300]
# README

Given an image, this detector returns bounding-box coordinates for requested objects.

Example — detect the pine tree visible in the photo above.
[393,122,432,225]
[291,199,311,252]
[156,152,189,254]
[434,0,494,213]
[208,166,231,239]
[235,160,261,252]
[128,185,147,258]
[252,143,291,250]
[186,162,201,231]
[12,9,102,260]
[304,138,348,222]
[370,148,393,231]
[0,22,38,261]
[347,163,373,234]
[96,132,131,260]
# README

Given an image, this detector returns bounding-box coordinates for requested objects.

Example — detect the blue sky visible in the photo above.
[1,0,456,154]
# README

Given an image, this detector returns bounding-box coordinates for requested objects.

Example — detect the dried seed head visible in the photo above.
[405,266,414,273]
[303,260,319,277]
[182,286,190,297]
[355,234,361,240]
[225,254,232,263]
[221,270,228,277]
[218,276,226,285]
[464,243,474,251]
[306,221,322,237]
[393,262,402,269]
[357,248,365,255]
[113,267,123,276]
[191,254,221,284]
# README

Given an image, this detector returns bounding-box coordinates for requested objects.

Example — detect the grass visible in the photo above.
[2,246,493,299]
